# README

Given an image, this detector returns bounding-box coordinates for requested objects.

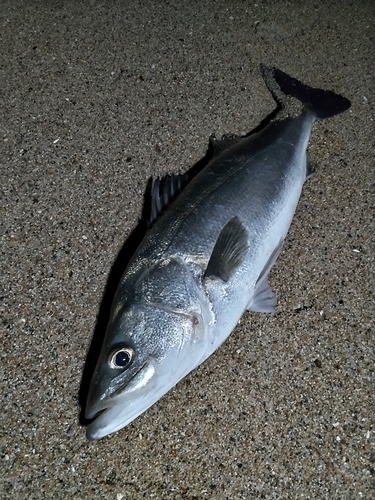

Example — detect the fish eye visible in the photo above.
[108,347,134,370]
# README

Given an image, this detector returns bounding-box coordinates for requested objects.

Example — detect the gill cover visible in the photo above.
[85,257,212,439]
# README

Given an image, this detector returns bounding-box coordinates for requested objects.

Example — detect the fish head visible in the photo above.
[85,289,210,440]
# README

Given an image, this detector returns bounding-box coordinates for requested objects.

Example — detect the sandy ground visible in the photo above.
[1,1,374,498]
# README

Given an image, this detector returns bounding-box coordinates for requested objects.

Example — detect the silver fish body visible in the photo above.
[85,66,350,440]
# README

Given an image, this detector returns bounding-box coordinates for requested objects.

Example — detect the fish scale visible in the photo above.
[84,65,350,440]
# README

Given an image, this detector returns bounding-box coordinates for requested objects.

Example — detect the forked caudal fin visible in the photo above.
[260,65,351,119]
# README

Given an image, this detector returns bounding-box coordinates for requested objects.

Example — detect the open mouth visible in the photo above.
[85,382,162,441]
[86,359,156,417]
[86,401,132,440]
[85,348,200,440]
[85,360,159,439]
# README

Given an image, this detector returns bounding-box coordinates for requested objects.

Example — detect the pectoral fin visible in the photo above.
[205,216,249,282]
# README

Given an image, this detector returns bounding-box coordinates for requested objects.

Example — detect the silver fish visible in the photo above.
[85,66,350,440]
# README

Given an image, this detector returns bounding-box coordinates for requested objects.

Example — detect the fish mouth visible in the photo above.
[85,360,160,440]
[86,401,139,440]
[85,341,207,440]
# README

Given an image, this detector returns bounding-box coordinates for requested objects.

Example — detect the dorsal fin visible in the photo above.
[209,133,242,158]
[149,173,189,225]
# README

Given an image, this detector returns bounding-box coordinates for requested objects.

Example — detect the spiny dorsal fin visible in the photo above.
[149,173,189,225]
[205,216,249,282]
[209,133,242,158]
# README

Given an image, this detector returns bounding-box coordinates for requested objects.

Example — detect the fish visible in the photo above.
[85,65,351,440]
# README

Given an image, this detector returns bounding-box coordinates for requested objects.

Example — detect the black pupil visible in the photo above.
[115,350,130,367]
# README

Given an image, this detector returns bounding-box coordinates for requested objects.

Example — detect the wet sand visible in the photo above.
[1,1,373,498]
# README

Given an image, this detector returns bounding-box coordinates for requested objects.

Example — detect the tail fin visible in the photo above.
[260,65,351,119]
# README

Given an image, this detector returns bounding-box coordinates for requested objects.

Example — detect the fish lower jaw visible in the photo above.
[85,368,200,439]
[85,386,166,440]
[86,404,130,440]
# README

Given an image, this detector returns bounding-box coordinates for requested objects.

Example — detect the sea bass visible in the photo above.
[85,66,350,440]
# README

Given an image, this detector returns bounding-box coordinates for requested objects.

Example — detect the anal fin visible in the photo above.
[306,154,315,180]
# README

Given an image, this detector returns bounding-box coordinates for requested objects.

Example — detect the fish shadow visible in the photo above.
[78,214,148,425]
[78,146,214,424]
[78,106,279,425]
